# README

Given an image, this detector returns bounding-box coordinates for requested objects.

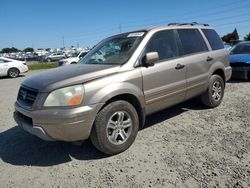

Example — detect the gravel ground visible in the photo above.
[0,71,249,188]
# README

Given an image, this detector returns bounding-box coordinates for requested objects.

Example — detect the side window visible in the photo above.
[202,29,224,50]
[145,30,180,61]
[0,59,9,63]
[177,29,208,55]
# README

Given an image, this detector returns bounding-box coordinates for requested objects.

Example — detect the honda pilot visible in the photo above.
[14,23,232,154]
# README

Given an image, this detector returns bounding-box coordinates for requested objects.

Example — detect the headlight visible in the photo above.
[44,85,84,107]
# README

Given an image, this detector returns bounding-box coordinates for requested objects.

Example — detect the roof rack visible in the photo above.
[168,22,209,26]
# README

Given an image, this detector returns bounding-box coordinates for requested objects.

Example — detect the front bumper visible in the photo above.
[225,66,232,81]
[231,67,250,80]
[14,102,103,142]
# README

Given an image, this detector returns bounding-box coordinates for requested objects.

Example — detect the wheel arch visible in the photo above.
[102,94,146,129]
[8,67,20,73]
[211,68,225,85]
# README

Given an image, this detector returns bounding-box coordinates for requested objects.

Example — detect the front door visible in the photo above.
[140,29,187,115]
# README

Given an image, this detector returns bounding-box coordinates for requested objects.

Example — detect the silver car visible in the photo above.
[14,23,232,154]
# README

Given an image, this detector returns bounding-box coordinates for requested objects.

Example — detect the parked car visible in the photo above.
[14,23,231,155]
[58,51,88,66]
[224,43,233,50]
[230,41,250,79]
[0,57,28,78]
[44,52,66,62]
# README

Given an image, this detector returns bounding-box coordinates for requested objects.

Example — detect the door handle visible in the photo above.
[207,56,213,62]
[175,63,185,70]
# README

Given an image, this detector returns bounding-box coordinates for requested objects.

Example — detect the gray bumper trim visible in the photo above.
[14,112,55,141]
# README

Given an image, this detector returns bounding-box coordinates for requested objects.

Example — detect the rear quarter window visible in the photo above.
[177,29,208,56]
[202,29,224,50]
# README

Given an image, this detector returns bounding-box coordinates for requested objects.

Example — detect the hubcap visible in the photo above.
[106,111,132,145]
[212,80,222,101]
[10,70,18,77]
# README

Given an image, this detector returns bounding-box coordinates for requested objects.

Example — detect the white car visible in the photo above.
[0,57,28,78]
[58,51,88,66]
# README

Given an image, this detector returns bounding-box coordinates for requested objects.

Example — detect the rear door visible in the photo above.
[176,29,210,99]
[0,58,10,76]
[140,29,187,114]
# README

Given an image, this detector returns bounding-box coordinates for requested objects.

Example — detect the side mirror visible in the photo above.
[142,52,159,67]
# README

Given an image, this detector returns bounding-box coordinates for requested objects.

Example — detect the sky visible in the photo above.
[0,0,250,50]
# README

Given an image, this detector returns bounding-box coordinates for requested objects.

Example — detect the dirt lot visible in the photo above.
[0,71,249,188]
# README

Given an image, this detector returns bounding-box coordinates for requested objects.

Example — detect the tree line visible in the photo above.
[1,47,34,53]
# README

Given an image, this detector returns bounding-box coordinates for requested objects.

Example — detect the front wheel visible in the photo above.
[90,100,139,155]
[201,74,224,108]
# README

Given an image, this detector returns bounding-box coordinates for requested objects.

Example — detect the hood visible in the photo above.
[22,64,120,92]
[230,54,250,64]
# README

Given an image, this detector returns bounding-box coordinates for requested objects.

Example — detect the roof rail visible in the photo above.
[168,22,209,26]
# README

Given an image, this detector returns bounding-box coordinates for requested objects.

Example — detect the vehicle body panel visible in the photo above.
[14,25,231,142]
[0,57,28,76]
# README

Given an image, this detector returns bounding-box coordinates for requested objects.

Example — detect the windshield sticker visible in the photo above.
[127,32,145,37]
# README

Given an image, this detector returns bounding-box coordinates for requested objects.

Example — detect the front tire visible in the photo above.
[90,100,139,155]
[201,74,224,108]
[8,68,20,78]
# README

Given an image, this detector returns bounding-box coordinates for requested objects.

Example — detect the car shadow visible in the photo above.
[227,78,250,83]
[0,99,206,167]
[0,127,109,166]
[0,75,26,79]
[143,98,208,129]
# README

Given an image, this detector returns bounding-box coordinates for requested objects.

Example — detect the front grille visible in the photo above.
[17,86,38,107]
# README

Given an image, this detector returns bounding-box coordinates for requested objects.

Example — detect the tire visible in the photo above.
[201,74,224,108]
[70,62,77,64]
[90,100,139,155]
[47,58,52,62]
[8,68,20,78]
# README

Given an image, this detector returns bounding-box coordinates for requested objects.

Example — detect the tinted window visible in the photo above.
[202,29,224,50]
[177,29,208,55]
[145,30,180,61]
[231,43,250,54]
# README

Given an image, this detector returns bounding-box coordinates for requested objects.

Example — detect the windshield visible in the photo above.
[69,52,79,57]
[78,31,145,65]
[230,42,250,55]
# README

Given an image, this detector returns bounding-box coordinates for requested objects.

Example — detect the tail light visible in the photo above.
[23,62,27,65]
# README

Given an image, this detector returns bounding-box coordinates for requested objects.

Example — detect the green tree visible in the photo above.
[222,28,239,44]
[1,47,20,53]
[23,47,34,52]
[244,33,250,41]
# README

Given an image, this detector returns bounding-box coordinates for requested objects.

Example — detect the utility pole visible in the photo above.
[62,35,65,48]
[119,24,122,33]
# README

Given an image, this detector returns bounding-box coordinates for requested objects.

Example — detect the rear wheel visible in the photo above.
[201,74,224,108]
[47,58,52,62]
[90,100,139,155]
[8,68,20,78]
[70,62,77,64]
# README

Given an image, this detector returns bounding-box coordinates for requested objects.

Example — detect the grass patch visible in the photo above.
[28,62,58,70]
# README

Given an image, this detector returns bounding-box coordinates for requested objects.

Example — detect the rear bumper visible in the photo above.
[14,102,103,142]
[20,66,29,73]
